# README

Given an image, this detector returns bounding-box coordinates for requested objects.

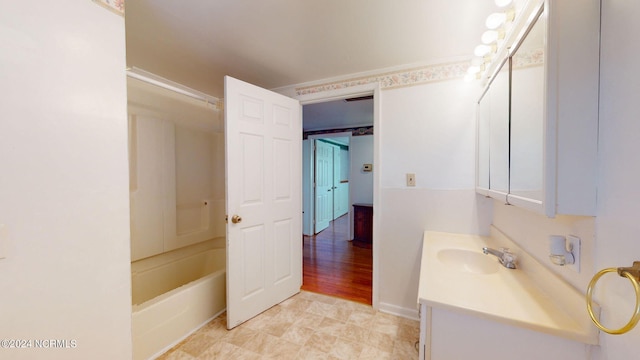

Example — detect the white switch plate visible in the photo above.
[407,173,416,187]
[0,224,6,260]
[567,235,580,273]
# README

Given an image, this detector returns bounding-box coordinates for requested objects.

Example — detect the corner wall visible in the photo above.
[591,0,640,357]
[377,81,493,316]
[0,2,132,359]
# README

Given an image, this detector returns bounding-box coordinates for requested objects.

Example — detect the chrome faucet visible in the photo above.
[482,247,517,269]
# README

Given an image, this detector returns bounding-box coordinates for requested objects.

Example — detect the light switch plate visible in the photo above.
[0,224,6,260]
[407,173,416,187]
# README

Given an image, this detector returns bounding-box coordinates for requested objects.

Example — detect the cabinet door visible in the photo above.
[509,12,545,205]
[476,93,490,192]
[488,62,510,197]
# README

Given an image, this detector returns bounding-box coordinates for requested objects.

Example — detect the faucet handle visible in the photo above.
[500,248,517,268]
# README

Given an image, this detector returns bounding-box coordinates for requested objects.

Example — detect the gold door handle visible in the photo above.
[231,215,242,224]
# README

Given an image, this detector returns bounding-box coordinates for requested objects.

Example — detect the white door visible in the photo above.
[332,144,349,219]
[314,140,333,232]
[225,76,302,329]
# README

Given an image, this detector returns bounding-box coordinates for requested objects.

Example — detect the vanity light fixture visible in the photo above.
[464,2,515,82]
[494,0,513,8]
[481,30,499,44]
[486,13,506,29]
[474,44,492,57]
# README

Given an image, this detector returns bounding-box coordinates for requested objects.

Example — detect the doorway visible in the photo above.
[299,91,375,304]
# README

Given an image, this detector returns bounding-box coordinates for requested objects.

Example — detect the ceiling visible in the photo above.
[125,0,499,130]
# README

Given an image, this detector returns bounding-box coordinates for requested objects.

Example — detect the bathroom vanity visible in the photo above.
[417,229,598,360]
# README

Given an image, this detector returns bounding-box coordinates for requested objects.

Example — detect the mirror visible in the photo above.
[509,13,545,201]
[487,61,510,195]
[477,89,490,190]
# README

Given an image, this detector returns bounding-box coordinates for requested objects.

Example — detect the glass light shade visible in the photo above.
[474,44,492,57]
[486,13,507,29]
[495,0,513,7]
[467,66,480,74]
[481,30,499,44]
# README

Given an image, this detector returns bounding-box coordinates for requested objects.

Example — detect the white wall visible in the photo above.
[377,80,493,315]
[350,135,374,204]
[0,2,132,359]
[592,1,640,357]
[492,205,596,291]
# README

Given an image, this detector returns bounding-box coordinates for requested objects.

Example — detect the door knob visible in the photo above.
[231,215,242,224]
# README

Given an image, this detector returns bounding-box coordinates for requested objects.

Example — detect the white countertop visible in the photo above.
[418,230,599,345]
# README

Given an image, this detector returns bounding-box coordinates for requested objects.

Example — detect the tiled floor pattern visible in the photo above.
[158,291,420,359]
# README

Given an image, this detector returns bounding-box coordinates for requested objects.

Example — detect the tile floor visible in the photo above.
[157,291,420,359]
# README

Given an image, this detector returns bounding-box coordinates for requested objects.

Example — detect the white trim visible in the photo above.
[296,82,381,309]
[378,302,420,321]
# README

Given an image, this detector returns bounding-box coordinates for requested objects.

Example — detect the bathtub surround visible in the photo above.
[132,245,226,360]
[127,64,226,359]
[127,77,225,261]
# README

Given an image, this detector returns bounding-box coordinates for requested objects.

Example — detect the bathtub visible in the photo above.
[131,240,226,360]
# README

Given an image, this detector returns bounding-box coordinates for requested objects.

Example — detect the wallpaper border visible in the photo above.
[93,0,124,16]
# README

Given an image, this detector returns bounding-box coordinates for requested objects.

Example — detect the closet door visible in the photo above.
[314,140,334,232]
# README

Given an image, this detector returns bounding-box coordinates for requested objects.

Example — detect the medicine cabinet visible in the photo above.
[475,0,600,218]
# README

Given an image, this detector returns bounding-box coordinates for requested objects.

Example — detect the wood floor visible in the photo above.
[302,215,373,305]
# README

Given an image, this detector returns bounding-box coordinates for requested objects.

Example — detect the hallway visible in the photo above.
[302,215,373,304]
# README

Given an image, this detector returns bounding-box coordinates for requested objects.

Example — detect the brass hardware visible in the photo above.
[225,215,228,223]
[231,215,242,224]
[586,261,640,334]
[618,261,640,280]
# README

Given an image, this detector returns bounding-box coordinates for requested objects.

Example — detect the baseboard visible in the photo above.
[378,302,419,321]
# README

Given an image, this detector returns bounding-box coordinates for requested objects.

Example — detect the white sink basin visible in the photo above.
[436,249,499,274]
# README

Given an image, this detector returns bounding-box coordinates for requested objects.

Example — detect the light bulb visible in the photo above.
[474,44,492,57]
[467,66,480,74]
[464,73,475,82]
[486,13,507,29]
[481,30,499,44]
[495,0,513,7]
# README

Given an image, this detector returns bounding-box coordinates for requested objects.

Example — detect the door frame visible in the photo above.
[296,83,381,309]
[307,132,352,235]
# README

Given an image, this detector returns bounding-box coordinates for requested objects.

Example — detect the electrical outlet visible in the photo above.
[407,173,416,187]
[567,235,581,273]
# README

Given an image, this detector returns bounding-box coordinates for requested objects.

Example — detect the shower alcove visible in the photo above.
[127,74,226,360]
